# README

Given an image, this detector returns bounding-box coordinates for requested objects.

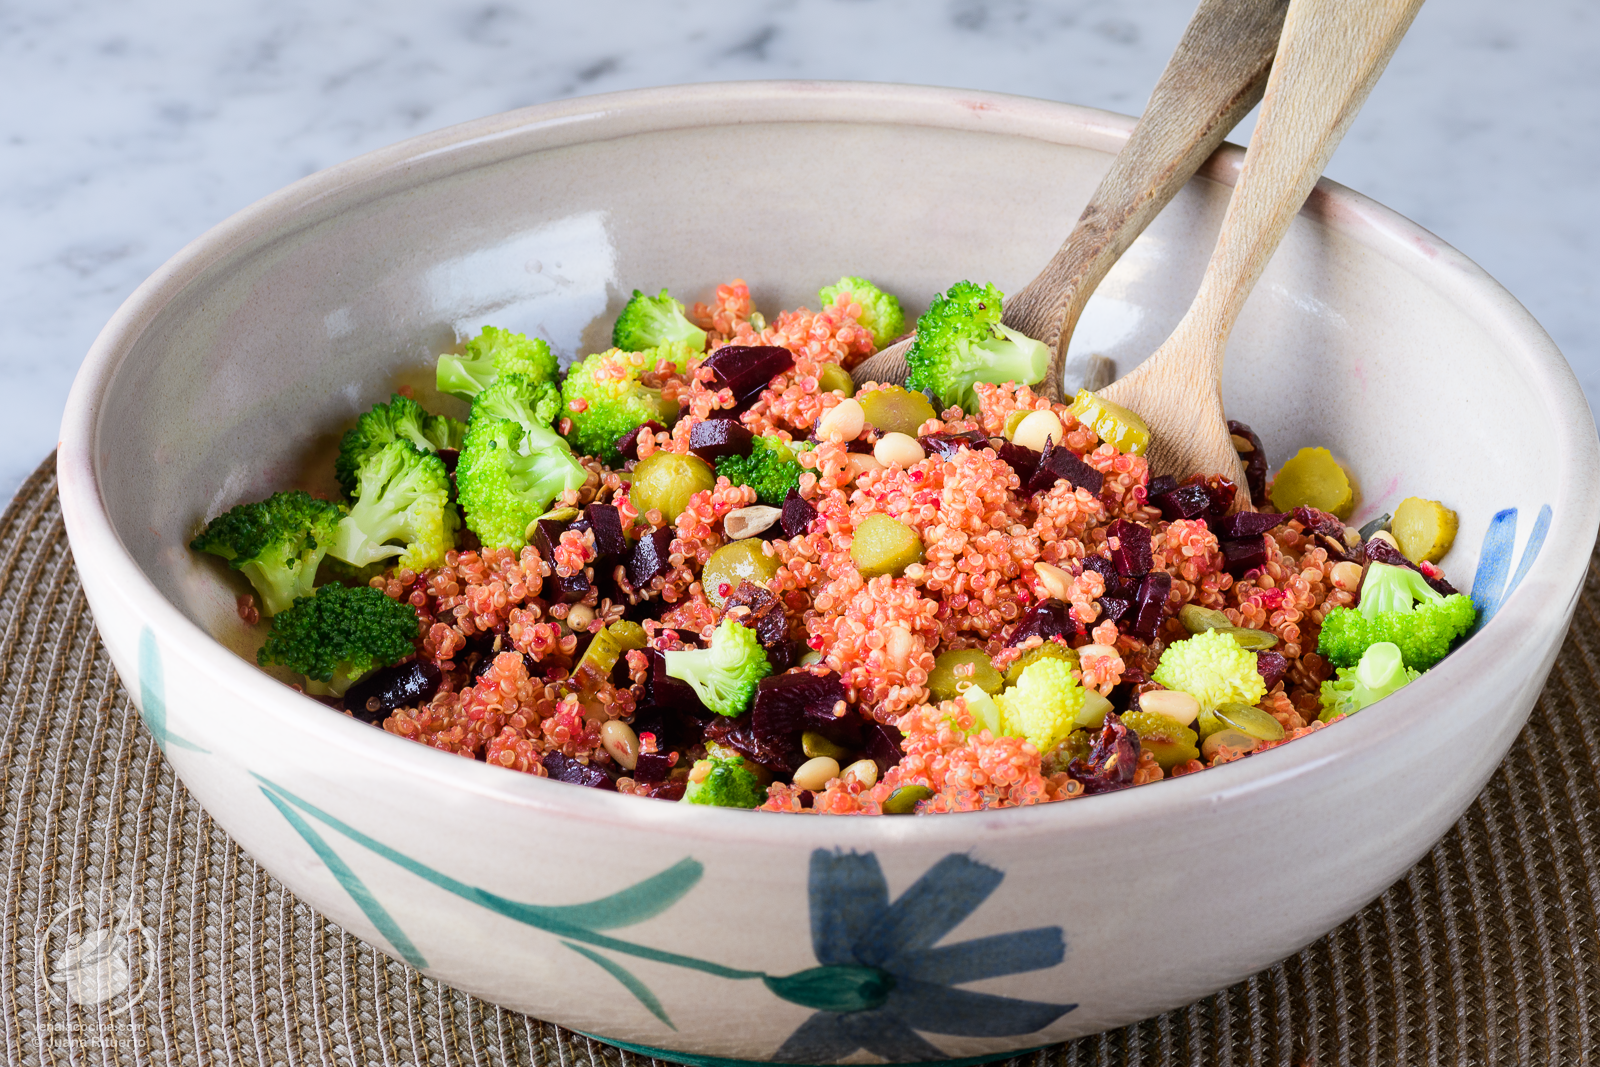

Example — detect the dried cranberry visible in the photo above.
[919,429,989,459]
[1221,536,1269,577]
[1293,506,1347,541]
[688,418,754,462]
[647,778,688,802]
[701,345,795,404]
[1107,518,1153,577]
[1006,599,1081,647]
[864,721,906,776]
[626,527,674,588]
[584,503,628,558]
[993,440,1042,484]
[1123,571,1171,642]
[1210,510,1289,541]
[1256,650,1289,689]
[780,488,818,539]
[616,421,667,462]
[632,750,675,783]
[1203,477,1238,521]
[723,581,794,671]
[1066,714,1140,795]
[1028,438,1104,495]
[706,712,803,777]
[1227,421,1268,502]
[343,660,442,724]
[542,751,617,791]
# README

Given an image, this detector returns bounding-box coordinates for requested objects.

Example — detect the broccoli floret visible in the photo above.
[334,394,467,497]
[1319,641,1420,721]
[1152,629,1268,712]
[475,372,563,433]
[716,436,807,505]
[328,440,458,571]
[612,289,709,353]
[904,281,1049,414]
[680,755,766,808]
[560,344,689,466]
[663,618,772,717]
[257,583,420,696]
[1318,561,1476,671]
[994,657,1087,752]
[455,418,588,549]
[190,490,345,617]
[436,326,560,401]
[818,276,906,350]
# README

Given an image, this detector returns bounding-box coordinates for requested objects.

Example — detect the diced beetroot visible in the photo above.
[688,418,754,462]
[1227,421,1268,502]
[542,751,617,791]
[648,651,714,720]
[780,488,818,538]
[1006,599,1081,647]
[343,660,442,724]
[531,517,571,561]
[1066,714,1140,795]
[584,503,628,558]
[1098,596,1132,623]
[1256,650,1288,689]
[994,440,1042,484]
[551,572,591,604]
[701,345,795,403]
[436,448,460,474]
[864,721,905,776]
[1028,439,1104,495]
[918,429,989,459]
[616,421,667,462]
[751,669,851,741]
[626,527,674,588]
[1221,535,1269,577]
[1152,482,1211,521]
[1123,571,1171,642]
[630,701,707,752]
[647,778,688,802]
[1107,518,1152,577]
[1211,510,1289,541]
[1147,474,1177,498]
[1202,476,1238,521]
[632,750,674,783]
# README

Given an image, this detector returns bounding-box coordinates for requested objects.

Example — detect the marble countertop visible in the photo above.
[5,0,1595,499]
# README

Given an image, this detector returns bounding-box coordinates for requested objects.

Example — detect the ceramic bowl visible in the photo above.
[57,82,1600,1064]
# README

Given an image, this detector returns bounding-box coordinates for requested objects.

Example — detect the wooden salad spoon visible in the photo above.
[850,0,1291,395]
[1097,0,1425,502]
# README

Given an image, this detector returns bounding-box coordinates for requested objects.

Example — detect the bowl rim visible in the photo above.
[56,79,1600,845]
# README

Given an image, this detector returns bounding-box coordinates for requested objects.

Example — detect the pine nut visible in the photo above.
[873,432,925,468]
[1012,410,1065,453]
[1330,560,1364,592]
[1138,688,1200,727]
[1371,529,1399,547]
[1077,643,1118,661]
[846,453,884,479]
[566,604,595,631]
[885,625,916,665]
[842,759,879,789]
[817,398,865,443]
[600,720,640,770]
[792,756,840,792]
[724,505,782,540]
[1034,561,1073,601]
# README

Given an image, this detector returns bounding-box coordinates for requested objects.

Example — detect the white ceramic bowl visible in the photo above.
[57,82,1600,1065]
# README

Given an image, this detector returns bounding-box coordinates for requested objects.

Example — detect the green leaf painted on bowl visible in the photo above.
[138,626,209,753]
[762,966,894,1013]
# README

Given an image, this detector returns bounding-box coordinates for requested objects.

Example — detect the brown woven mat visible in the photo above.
[4,453,1597,1067]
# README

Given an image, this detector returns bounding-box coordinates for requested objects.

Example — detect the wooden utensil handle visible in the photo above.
[1003,0,1289,399]
[1181,0,1425,350]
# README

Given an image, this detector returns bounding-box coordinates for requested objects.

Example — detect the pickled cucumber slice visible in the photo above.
[574,621,649,685]
[849,514,924,578]
[631,450,716,523]
[858,386,936,437]
[928,649,1004,703]
[702,539,781,607]
[1268,446,1355,519]
[1391,496,1458,564]
[817,363,855,398]
[1068,389,1150,456]
[1002,641,1080,685]
[1122,710,1200,771]
[1074,689,1115,730]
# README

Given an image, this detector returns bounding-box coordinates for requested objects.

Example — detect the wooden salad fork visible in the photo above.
[850,0,1290,395]
[1097,0,1425,502]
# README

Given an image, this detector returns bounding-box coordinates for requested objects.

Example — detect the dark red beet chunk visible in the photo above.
[550,571,591,604]
[1123,571,1171,642]
[701,345,795,403]
[626,527,674,588]
[616,421,667,462]
[1227,421,1268,502]
[1107,519,1152,577]
[1098,596,1132,624]
[531,517,571,561]
[632,750,674,783]
[1222,536,1269,577]
[584,503,628,558]
[343,661,442,724]
[436,448,460,474]
[647,651,714,720]
[780,488,818,538]
[1202,476,1238,521]
[994,441,1042,484]
[542,751,617,791]
[688,418,754,462]
[1256,650,1289,689]
[1147,474,1178,498]
[751,669,851,740]
[919,429,989,459]
[1152,481,1211,521]
[1066,714,1140,795]
[1006,598,1081,647]
[1211,510,1289,541]
[1028,439,1104,495]
[864,721,905,776]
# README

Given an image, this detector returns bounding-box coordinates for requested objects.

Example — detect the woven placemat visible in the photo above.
[4,453,1597,1067]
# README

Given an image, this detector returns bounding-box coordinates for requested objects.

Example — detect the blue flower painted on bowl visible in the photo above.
[1470,504,1551,628]
[769,850,1072,1063]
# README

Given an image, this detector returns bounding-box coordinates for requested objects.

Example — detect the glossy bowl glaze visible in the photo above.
[57,82,1600,1064]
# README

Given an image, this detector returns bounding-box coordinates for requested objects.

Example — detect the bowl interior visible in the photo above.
[82,84,1576,663]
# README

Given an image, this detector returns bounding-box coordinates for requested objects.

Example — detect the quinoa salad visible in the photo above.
[189,276,1477,814]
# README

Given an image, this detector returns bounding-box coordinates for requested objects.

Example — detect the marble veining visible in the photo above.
[4,0,1596,499]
